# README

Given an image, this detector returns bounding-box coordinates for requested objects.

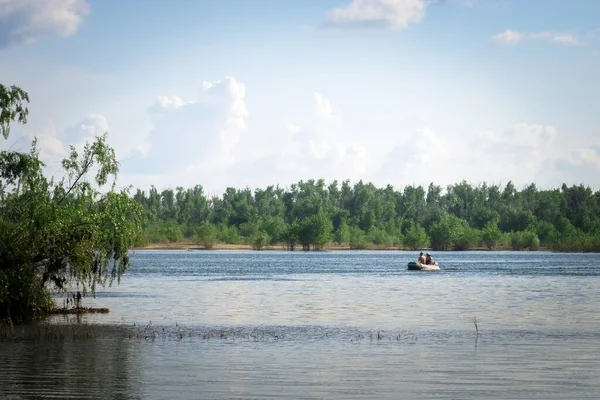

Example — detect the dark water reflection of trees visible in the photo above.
[0,325,143,399]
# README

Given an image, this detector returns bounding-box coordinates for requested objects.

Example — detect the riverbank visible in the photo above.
[136,242,353,251]
[134,241,538,251]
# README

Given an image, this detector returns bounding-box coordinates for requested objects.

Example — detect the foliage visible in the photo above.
[509,231,541,251]
[251,231,270,250]
[348,226,368,250]
[453,225,480,251]
[403,223,429,250]
[217,223,241,244]
[0,84,143,319]
[195,222,217,249]
[533,220,558,246]
[0,84,29,139]
[482,219,502,250]
[129,168,600,253]
[297,213,333,250]
[333,219,350,244]
[143,220,182,244]
[259,216,288,245]
[0,139,142,317]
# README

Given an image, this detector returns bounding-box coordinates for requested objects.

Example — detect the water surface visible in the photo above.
[1,250,599,399]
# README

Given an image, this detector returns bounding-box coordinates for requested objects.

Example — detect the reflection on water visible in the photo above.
[1,250,600,399]
[0,332,143,399]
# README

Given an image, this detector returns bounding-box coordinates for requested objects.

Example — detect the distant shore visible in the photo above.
[135,242,354,251]
[133,242,539,251]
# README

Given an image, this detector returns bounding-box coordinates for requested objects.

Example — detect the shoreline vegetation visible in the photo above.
[134,241,549,252]
[133,180,600,254]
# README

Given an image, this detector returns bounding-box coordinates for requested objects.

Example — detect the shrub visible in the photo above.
[349,226,368,249]
[195,222,218,249]
[510,230,540,250]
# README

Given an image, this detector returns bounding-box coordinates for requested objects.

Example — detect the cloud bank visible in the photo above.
[0,0,90,47]
[122,77,249,179]
[21,91,600,194]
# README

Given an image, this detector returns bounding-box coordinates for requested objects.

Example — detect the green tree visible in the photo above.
[259,216,288,245]
[509,231,540,251]
[0,84,29,139]
[534,220,558,246]
[297,213,333,250]
[404,223,429,250]
[161,221,183,243]
[1,85,143,319]
[217,223,241,244]
[333,219,350,244]
[348,226,368,249]
[251,231,270,250]
[429,214,474,250]
[195,222,218,249]
[366,226,394,247]
[482,219,502,250]
[333,218,350,244]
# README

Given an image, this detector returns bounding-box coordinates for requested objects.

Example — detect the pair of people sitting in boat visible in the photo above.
[418,252,435,265]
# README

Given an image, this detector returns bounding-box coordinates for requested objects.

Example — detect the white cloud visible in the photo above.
[570,148,600,166]
[148,96,186,113]
[373,123,575,188]
[467,123,559,184]
[492,29,585,46]
[26,123,66,161]
[62,113,109,144]
[325,0,428,30]
[314,92,332,117]
[308,139,332,159]
[492,29,524,45]
[551,33,583,46]
[218,90,374,189]
[378,127,451,184]
[0,0,90,47]
[286,123,301,134]
[537,142,600,187]
[337,142,370,176]
[557,142,600,169]
[212,77,248,152]
[122,77,249,177]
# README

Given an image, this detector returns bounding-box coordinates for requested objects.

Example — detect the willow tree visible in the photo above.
[0,84,143,319]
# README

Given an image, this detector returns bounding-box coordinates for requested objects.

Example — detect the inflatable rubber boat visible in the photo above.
[407,262,440,271]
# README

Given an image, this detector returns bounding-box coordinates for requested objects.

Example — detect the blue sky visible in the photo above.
[1,0,599,194]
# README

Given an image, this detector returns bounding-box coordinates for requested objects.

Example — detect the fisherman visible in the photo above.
[418,252,426,264]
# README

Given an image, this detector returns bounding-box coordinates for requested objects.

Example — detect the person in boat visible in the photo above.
[425,253,434,265]
[418,252,426,264]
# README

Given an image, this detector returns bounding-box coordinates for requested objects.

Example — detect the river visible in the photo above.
[1,250,599,399]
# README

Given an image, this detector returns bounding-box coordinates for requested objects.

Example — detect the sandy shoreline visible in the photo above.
[135,242,355,251]
[133,242,527,251]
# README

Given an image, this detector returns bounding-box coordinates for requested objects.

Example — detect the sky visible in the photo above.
[1,0,599,195]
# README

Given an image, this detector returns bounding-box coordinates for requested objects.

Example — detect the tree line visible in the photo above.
[133,179,600,252]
